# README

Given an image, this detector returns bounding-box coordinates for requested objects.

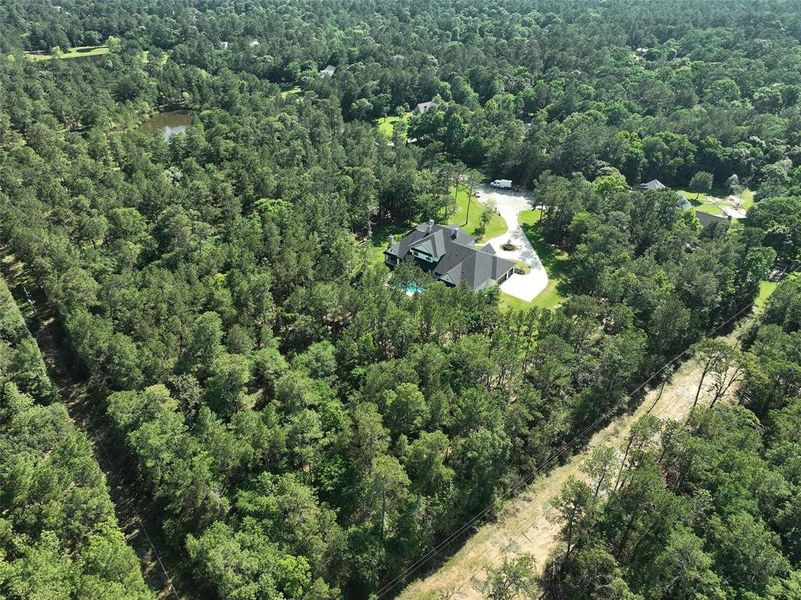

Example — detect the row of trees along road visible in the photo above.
[513,278,801,600]
[0,276,153,599]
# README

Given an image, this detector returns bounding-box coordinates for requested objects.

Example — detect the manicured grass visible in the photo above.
[532,277,566,309]
[499,275,566,311]
[676,189,725,216]
[739,188,755,211]
[367,223,408,266]
[693,202,725,216]
[28,45,109,61]
[499,292,531,311]
[516,208,570,310]
[280,85,302,99]
[446,188,506,242]
[756,280,779,311]
[675,187,754,218]
[367,188,506,268]
[756,272,799,311]
[376,113,411,138]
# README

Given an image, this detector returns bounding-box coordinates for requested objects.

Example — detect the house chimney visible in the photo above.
[427,219,434,233]
[388,234,395,248]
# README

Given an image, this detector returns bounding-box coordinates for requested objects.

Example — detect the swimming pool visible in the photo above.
[404,283,425,296]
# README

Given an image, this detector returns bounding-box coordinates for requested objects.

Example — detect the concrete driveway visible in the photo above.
[477,186,549,302]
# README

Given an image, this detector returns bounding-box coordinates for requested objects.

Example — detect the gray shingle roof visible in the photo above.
[386,223,515,290]
[413,101,438,114]
[694,210,731,228]
[635,179,667,191]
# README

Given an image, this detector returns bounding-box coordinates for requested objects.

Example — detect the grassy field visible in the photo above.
[28,45,109,61]
[756,280,779,311]
[366,187,505,268]
[446,188,506,242]
[739,188,755,211]
[675,187,754,218]
[377,112,411,138]
[675,189,725,216]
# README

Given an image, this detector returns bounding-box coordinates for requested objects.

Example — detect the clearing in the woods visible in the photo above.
[398,324,748,600]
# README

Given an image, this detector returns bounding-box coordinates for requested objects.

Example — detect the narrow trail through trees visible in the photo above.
[399,327,746,600]
[0,249,186,600]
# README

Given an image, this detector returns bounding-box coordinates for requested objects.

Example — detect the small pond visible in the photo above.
[140,110,193,140]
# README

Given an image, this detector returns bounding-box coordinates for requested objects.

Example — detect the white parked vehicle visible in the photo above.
[490,179,513,189]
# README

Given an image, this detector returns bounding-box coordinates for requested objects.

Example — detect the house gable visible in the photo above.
[386,221,515,291]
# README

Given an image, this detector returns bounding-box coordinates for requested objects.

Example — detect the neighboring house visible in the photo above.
[413,100,438,115]
[695,210,731,229]
[385,221,516,291]
[634,179,667,191]
[633,179,690,208]
[319,65,337,77]
[249,40,260,47]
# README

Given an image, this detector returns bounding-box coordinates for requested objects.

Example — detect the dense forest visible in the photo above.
[0,277,152,599]
[0,0,799,598]
[539,279,801,600]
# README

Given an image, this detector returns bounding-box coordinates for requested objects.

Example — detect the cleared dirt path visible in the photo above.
[398,328,744,600]
[477,186,548,302]
[1,249,187,600]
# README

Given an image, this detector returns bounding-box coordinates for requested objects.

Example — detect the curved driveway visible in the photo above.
[477,186,548,302]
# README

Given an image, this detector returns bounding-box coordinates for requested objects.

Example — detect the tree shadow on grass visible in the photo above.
[520,220,574,299]
[371,222,406,247]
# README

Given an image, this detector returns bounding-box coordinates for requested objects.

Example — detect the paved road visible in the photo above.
[477,186,548,302]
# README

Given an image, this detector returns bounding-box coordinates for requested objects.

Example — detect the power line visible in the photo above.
[86,416,182,600]
[451,301,756,598]
[4,260,182,600]
[377,299,756,598]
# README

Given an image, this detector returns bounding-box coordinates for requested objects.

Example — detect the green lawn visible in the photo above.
[675,187,754,218]
[280,85,302,99]
[28,45,109,61]
[739,188,755,211]
[367,223,409,266]
[366,188,505,267]
[756,280,779,311]
[676,189,725,216]
[499,292,531,311]
[499,275,566,311]
[446,188,506,242]
[756,272,799,311]
[377,113,411,138]
[514,208,570,310]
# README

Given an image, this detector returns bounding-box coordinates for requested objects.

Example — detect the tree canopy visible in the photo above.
[0,0,798,597]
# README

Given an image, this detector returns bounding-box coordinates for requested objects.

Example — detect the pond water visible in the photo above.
[140,110,193,140]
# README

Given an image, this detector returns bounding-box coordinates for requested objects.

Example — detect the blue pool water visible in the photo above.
[404,283,425,296]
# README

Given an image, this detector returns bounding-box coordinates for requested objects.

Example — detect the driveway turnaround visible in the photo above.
[477,186,548,302]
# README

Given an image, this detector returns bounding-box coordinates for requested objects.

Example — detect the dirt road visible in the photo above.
[1,250,185,600]
[398,334,742,599]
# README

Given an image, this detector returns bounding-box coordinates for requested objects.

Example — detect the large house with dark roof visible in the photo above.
[385,221,516,291]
